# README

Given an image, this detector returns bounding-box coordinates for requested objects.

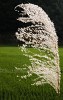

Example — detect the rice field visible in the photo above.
[0,46,63,100]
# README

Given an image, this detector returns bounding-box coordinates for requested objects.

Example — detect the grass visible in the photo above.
[0,46,63,100]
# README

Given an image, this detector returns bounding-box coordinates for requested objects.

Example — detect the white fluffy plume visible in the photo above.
[15,3,60,93]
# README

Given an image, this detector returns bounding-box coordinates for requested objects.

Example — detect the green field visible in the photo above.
[0,46,63,100]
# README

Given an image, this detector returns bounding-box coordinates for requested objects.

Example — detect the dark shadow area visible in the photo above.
[0,0,34,46]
